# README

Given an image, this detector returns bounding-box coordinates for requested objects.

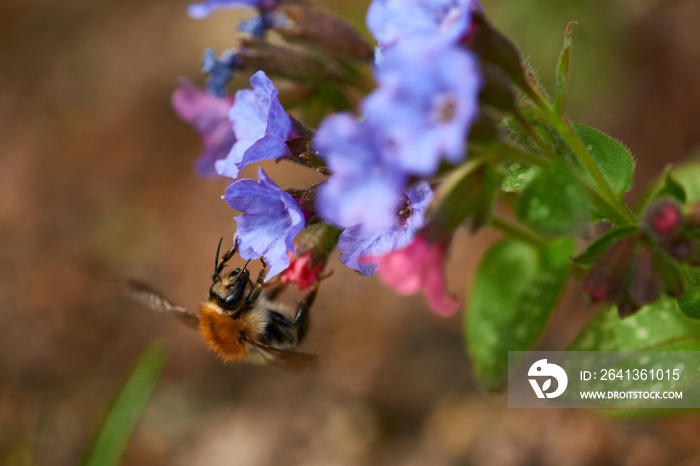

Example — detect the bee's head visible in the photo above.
[210,264,250,311]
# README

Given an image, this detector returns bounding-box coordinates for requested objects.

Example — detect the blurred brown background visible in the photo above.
[4,0,700,464]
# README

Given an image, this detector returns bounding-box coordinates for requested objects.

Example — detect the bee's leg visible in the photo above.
[292,284,318,345]
[245,256,267,305]
[213,238,238,280]
[270,311,292,327]
[262,320,294,346]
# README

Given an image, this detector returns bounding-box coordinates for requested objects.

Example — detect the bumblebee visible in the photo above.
[127,239,319,370]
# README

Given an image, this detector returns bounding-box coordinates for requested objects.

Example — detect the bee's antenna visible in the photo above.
[213,237,224,282]
[240,259,251,274]
[230,258,252,289]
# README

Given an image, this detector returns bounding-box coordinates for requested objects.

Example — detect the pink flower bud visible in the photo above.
[365,234,459,316]
[280,251,323,290]
[583,236,636,303]
[645,198,683,237]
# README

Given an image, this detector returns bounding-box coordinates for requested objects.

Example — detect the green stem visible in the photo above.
[476,142,632,226]
[491,214,548,247]
[522,82,637,226]
[471,142,549,168]
[513,109,557,161]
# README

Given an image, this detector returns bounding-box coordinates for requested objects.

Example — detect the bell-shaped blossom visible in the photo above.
[280,251,323,290]
[370,233,459,316]
[340,182,433,275]
[315,113,406,233]
[171,79,236,177]
[223,167,304,280]
[215,71,294,178]
[362,38,482,176]
[366,0,480,49]
[187,0,275,19]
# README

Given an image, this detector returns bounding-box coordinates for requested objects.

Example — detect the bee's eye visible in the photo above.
[218,269,249,308]
[224,290,242,306]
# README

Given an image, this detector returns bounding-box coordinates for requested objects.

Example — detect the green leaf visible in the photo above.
[568,297,700,352]
[504,112,634,198]
[82,343,168,466]
[571,225,638,267]
[672,160,700,202]
[555,22,577,113]
[657,169,687,203]
[466,237,574,390]
[502,161,539,193]
[502,110,566,160]
[636,167,688,212]
[573,124,635,198]
[565,295,700,416]
[677,266,700,319]
[517,159,590,237]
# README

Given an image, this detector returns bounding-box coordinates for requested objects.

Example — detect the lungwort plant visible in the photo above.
[171,0,700,390]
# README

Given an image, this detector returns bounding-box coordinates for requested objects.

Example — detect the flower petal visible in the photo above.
[171,79,236,178]
[224,167,305,280]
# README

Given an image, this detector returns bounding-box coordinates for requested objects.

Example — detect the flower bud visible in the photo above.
[666,236,695,262]
[286,184,319,219]
[467,114,498,144]
[464,12,527,90]
[627,246,662,313]
[280,222,339,290]
[281,251,324,290]
[477,63,517,113]
[291,222,341,268]
[238,39,346,82]
[583,236,636,303]
[272,5,373,61]
[583,234,686,317]
[644,198,683,238]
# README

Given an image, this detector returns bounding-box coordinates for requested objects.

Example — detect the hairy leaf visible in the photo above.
[573,124,634,198]
[466,238,574,390]
[517,159,590,237]
[555,22,577,113]
[569,297,700,352]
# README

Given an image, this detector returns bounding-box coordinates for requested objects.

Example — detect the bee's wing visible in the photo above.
[125,280,200,329]
[245,338,319,371]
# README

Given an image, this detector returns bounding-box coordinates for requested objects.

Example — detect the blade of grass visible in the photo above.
[82,342,168,466]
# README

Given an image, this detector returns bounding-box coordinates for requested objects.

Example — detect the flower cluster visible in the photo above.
[581,198,700,317]
[313,0,483,314]
[172,0,484,315]
[164,0,700,394]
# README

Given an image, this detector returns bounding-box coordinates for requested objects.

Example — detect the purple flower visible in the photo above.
[366,0,480,49]
[187,0,275,19]
[171,79,236,178]
[223,167,305,279]
[362,38,482,176]
[338,181,433,275]
[202,49,242,98]
[314,113,405,233]
[215,71,294,178]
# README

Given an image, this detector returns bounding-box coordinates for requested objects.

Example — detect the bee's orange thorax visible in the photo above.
[199,302,248,363]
